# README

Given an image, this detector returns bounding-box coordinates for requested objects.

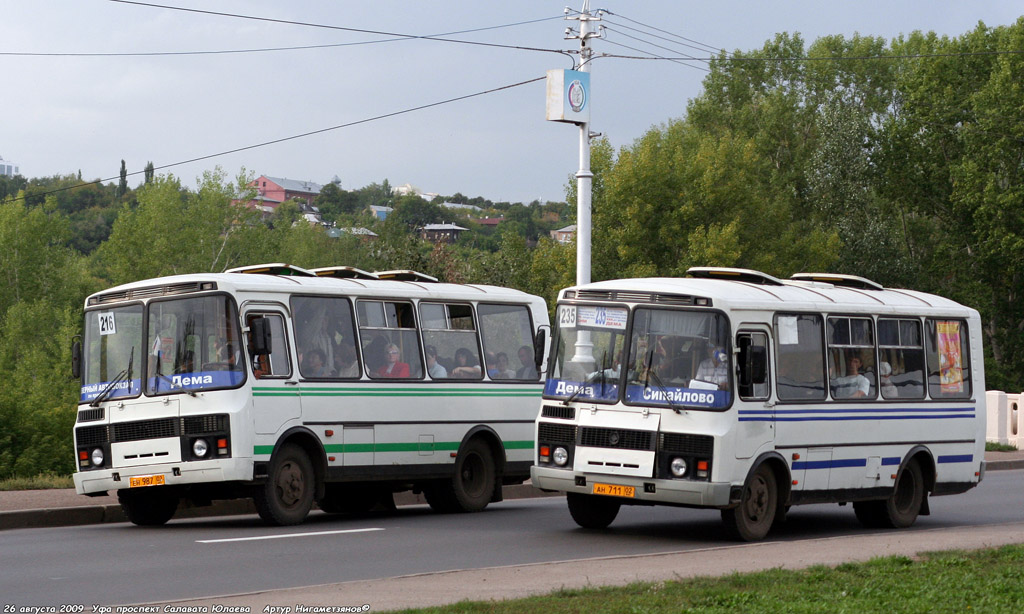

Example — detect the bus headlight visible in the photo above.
[91,448,105,467]
[192,438,209,458]
[553,446,569,467]
[670,457,687,478]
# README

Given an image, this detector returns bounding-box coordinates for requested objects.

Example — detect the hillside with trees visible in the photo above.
[1,19,1022,478]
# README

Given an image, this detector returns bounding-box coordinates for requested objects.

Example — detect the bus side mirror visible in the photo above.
[71,339,82,380]
[739,343,767,387]
[249,318,272,356]
[533,328,547,369]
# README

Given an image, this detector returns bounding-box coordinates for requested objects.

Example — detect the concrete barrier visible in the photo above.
[987,390,1010,445]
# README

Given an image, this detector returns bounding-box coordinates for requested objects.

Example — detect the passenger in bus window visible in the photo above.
[303,348,330,378]
[451,347,482,378]
[334,343,360,378]
[695,345,729,389]
[832,355,869,398]
[376,343,410,378]
[425,345,447,379]
[493,352,517,379]
[515,345,538,379]
[879,361,898,398]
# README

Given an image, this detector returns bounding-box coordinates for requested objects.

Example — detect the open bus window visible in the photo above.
[878,318,925,399]
[775,313,826,401]
[359,300,423,379]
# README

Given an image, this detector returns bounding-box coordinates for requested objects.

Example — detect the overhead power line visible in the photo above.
[598,49,1024,63]
[107,0,572,58]
[6,76,546,204]
[2,14,568,58]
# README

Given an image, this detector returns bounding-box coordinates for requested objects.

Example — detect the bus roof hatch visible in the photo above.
[225,263,316,277]
[789,273,885,291]
[687,267,785,286]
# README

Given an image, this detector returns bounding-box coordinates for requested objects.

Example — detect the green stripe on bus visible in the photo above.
[256,440,534,455]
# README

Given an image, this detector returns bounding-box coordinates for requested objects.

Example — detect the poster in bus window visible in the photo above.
[937,321,963,394]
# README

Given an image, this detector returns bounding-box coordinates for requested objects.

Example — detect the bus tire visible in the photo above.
[118,489,178,526]
[566,492,621,529]
[854,458,925,528]
[256,443,314,526]
[426,438,495,513]
[722,463,778,541]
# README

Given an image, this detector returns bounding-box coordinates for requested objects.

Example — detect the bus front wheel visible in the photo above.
[118,489,178,526]
[566,492,621,529]
[722,463,778,541]
[256,443,315,525]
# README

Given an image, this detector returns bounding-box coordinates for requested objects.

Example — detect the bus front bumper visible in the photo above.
[531,465,734,508]
[74,457,254,496]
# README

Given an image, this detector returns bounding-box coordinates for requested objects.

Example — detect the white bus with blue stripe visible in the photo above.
[73,264,549,526]
[531,267,985,540]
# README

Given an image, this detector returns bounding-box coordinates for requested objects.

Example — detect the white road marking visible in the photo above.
[197,527,384,544]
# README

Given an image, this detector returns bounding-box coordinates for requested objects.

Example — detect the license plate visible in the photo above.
[129,474,165,488]
[592,482,635,498]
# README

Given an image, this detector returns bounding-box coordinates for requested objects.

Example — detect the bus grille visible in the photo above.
[113,418,178,442]
[77,408,104,423]
[183,414,228,434]
[538,423,576,444]
[541,405,575,420]
[580,427,653,450]
[76,425,109,446]
[660,433,714,456]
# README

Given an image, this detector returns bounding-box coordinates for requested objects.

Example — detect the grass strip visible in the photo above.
[386,545,1024,614]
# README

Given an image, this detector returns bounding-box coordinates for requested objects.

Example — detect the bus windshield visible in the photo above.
[146,295,245,395]
[624,308,732,410]
[81,304,144,403]
[544,303,732,410]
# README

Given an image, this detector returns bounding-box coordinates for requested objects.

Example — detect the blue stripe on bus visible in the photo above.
[739,406,974,415]
[740,414,975,422]
[793,455,971,471]
[938,454,974,464]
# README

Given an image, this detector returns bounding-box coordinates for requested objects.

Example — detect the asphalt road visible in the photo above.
[2,468,1023,609]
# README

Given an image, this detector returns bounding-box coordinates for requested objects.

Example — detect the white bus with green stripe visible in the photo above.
[532,268,985,541]
[72,264,549,526]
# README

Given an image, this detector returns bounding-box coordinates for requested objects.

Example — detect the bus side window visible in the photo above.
[247,314,291,379]
[737,331,769,400]
[774,313,826,401]
[478,303,539,381]
[925,318,971,399]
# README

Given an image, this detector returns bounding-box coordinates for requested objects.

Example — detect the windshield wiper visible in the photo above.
[642,348,684,414]
[153,372,198,397]
[90,347,134,407]
[562,351,613,406]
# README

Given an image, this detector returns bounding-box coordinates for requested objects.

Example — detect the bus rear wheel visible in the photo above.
[256,443,314,526]
[854,458,924,529]
[425,439,495,513]
[566,492,621,529]
[118,489,178,526]
[722,463,778,541]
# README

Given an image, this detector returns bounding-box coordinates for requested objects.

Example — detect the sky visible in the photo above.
[1,1,1021,204]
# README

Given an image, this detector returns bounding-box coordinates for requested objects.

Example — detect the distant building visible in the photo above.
[442,202,482,213]
[328,227,378,240]
[551,224,576,243]
[369,205,393,221]
[421,223,468,244]
[0,155,19,177]
[240,175,322,210]
[474,216,504,228]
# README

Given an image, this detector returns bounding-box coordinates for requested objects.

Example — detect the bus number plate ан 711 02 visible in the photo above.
[592,482,635,498]
[129,474,165,488]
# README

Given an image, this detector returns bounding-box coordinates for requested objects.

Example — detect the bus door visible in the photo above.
[734,329,774,459]
[245,308,302,435]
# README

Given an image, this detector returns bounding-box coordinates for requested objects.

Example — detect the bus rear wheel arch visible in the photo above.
[425,437,498,513]
[854,455,928,529]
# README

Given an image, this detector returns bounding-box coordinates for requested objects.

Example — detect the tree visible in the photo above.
[117,159,128,198]
[315,182,359,220]
[144,161,155,185]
